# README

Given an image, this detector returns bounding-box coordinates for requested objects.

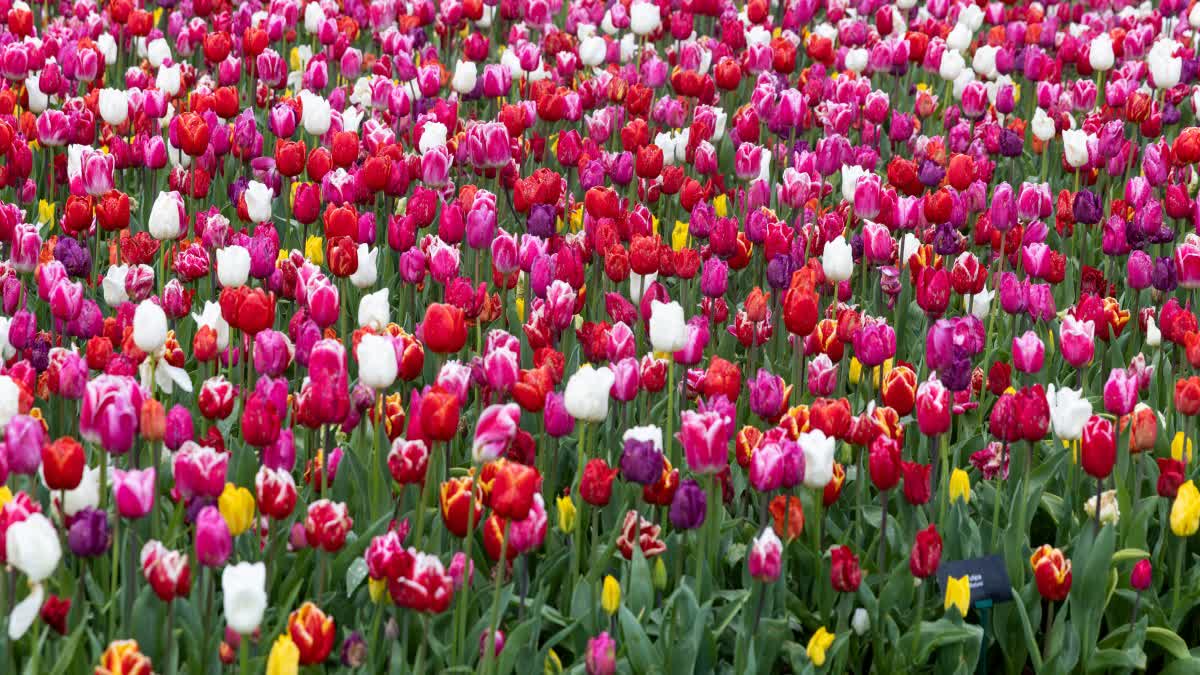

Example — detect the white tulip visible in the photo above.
[1148,39,1182,90]
[222,562,268,635]
[300,92,332,136]
[103,264,130,306]
[0,376,17,429]
[452,60,478,94]
[303,2,325,33]
[1062,129,1090,168]
[1031,108,1057,142]
[358,288,389,331]
[156,63,181,96]
[98,88,129,126]
[1089,34,1114,72]
[6,513,61,583]
[133,300,168,353]
[1046,384,1092,441]
[564,365,615,422]
[243,180,272,224]
[939,50,965,81]
[630,0,661,35]
[349,244,378,289]
[799,429,836,489]
[419,121,448,155]
[845,48,868,74]
[580,35,606,67]
[648,300,687,353]
[216,247,251,288]
[821,237,853,283]
[148,191,183,240]
[840,164,867,202]
[946,23,972,52]
[147,38,171,68]
[356,334,398,390]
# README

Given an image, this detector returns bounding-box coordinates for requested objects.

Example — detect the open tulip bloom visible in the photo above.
[5,0,1200,673]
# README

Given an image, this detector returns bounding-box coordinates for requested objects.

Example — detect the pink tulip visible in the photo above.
[1060,315,1096,368]
[173,442,229,499]
[1102,368,1138,416]
[915,377,952,436]
[80,375,145,455]
[748,528,783,582]
[112,468,156,519]
[807,354,838,396]
[195,505,232,567]
[472,403,520,464]
[1012,331,1045,374]
[678,408,732,474]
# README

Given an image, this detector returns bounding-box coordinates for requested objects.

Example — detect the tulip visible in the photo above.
[648,300,687,352]
[830,545,862,592]
[1030,545,1072,601]
[195,505,232,567]
[1081,416,1116,480]
[678,408,731,474]
[133,300,168,354]
[1171,480,1200,537]
[916,377,952,436]
[223,562,267,634]
[668,479,707,530]
[289,602,336,665]
[748,527,783,582]
[1047,385,1092,441]
[305,499,353,552]
[218,483,256,536]
[821,237,853,283]
[586,632,617,675]
[111,468,155,519]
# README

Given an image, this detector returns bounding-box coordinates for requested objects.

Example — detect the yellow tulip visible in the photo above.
[848,358,862,385]
[0,486,11,506]
[1170,480,1200,537]
[543,648,563,674]
[368,577,389,604]
[266,635,300,675]
[556,495,576,534]
[601,575,620,616]
[713,193,728,217]
[516,295,526,323]
[304,236,325,265]
[1172,432,1193,464]
[949,469,971,504]
[806,627,835,667]
[944,575,970,617]
[37,200,55,226]
[218,483,256,536]
[653,558,667,591]
[671,220,689,251]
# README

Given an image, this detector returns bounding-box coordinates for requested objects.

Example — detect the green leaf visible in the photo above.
[1088,647,1147,672]
[48,606,89,675]
[1069,524,1116,670]
[900,618,984,664]
[627,546,653,618]
[345,558,369,596]
[618,606,659,674]
[1159,657,1200,675]
[1112,548,1151,563]
[1147,627,1193,662]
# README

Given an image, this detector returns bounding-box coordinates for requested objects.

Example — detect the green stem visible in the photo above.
[483,520,510,675]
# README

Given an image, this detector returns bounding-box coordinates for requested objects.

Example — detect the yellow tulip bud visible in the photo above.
[1171,480,1200,537]
[266,634,300,675]
[671,220,689,251]
[218,483,256,536]
[1172,432,1193,464]
[556,495,576,534]
[543,648,563,674]
[368,577,389,604]
[601,575,620,616]
[653,558,667,591]
[949,469,971,504]
[305,236,325,265]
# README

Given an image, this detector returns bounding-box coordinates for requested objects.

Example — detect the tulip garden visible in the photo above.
[10,0,1200,672]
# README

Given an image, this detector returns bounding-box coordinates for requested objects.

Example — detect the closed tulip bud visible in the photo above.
[748,527,783,582]
[586,632,617,675]
[140,540,191,602]
[1130,560,1152,591]
[112,468,155,519]
[1171,480,1200,536]
[195,505,232,567]
[901,461,932,505]
[218,483,255,536]
[830,545,862,592]
[133,300,167,353]
[1081,415,1116,479]
[909,525,942,578]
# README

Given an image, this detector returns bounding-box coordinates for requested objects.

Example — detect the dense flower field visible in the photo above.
[3,0,1200,671]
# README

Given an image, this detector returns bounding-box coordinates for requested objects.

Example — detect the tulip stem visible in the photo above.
[1172,536,1185,614]
[937,435,950,527]
[238,634,249,675]
[1093,477,1103,536]
[454,473,476,664]
[665,362,676,469]
[483,520,510,675]
[108,510,120,637]
[878,489,888,572]
[910,583,926,665]
[372,393,383,519]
